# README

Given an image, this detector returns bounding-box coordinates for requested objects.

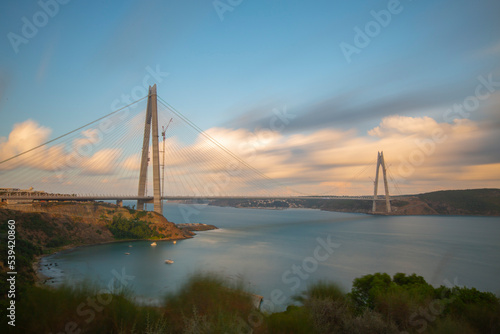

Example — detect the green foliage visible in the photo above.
[13,282,164,334]
[16,212,56,235]
[0,234,42,324]
[107,214,160,239]
[163,273,257,333]
[392,272,427,286]
[347,273,500,333]
[320,199,373,211]
[419,188,500,215]
[298,281,346,303]
[124,204,136,214]
[135,210,147,219]
[267,305,314,333]
[391,200,409,207]
[283,281,399,334]
[435,285,500,332]
[46,235,69,248]
[62,221,74,231]
[427,317,479,334]
[350,272,392,309]
[2,268,500,333]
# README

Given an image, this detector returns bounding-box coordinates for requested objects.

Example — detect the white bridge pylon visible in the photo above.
[372,151,391,213]
[137,85,162,214]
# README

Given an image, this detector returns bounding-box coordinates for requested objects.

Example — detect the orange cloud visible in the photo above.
[0,119,51,163]
[1,113,499,196]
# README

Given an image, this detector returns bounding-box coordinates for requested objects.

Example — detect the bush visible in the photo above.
[290,281,399,334]
[135,210,147,219]
[267,305,314,334]
[348,273,500,333]
[163,273,258,333]
[350,272,392,310]
[13,282,164,334]
[107,214,161,239]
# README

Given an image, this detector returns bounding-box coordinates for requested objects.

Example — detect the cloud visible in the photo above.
[123,153,141,171]
[81,148,123,175]
[0,119,52,163]
[458,163,500,181]
[368,115,443,137]
[73,129,103,154]
[1,110,499,196]
[223,82,478,135]
[162,114,500,196]
[0,120,126,175]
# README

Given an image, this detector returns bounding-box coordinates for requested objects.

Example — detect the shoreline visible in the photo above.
[209,203,500,217]
[33,254,51,285]
[33,235,192,286]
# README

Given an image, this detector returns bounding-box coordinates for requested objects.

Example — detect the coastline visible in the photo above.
[32,235,192,286]
[33,254,50,286]
[206,189,500,216]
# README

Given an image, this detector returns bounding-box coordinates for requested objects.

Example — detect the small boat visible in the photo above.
[125,253,130,255]
[164,259,174,264]
[128,245,133,248]
[173,241,177,244]
[151,242,157,246]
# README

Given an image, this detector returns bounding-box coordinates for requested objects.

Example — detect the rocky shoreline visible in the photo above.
[176,223,218,232]
[0,202,202,287]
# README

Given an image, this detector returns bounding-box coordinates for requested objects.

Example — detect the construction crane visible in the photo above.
[161,118,173,198]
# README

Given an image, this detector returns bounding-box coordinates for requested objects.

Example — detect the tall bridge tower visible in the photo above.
[137,85,162,214]
[372,151,391,213]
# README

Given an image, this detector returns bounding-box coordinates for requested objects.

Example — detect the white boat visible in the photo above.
[164,259,174,264]
[125,253,130,255]
[128,245,133,248]
[151,242,157,246]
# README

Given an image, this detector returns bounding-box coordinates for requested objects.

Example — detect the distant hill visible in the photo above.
[416,188,500,216]
[209,189,500,216]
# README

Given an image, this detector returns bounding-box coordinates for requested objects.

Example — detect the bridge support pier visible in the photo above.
[116,199,123,207]
[372,151,391,214]
[137,85,163,215]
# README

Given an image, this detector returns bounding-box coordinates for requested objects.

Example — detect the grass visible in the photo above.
[2,272,499,333]
[163,273,257,333]
[13,282,165,333]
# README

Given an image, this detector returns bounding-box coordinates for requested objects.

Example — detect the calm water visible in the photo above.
[40,203,500,308]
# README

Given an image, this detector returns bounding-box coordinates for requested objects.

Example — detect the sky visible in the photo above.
[0,0,499,196]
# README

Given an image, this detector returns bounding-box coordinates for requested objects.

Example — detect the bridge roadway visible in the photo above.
[0,194,402,202]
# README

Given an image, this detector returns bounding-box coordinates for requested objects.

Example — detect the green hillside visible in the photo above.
[418,188,500,215]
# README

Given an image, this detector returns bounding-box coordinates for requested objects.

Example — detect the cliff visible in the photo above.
[0,202,191,251]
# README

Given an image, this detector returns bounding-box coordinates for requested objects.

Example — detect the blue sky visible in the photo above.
[1,0,500,195]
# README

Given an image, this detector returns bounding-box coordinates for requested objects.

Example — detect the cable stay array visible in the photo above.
[0,92,403,199]
[0,95,300,198]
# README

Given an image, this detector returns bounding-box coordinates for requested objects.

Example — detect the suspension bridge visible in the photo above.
[0,85,401,214]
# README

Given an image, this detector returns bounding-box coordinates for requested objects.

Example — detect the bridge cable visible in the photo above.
[0,97,148,166]
[158,96,309,197]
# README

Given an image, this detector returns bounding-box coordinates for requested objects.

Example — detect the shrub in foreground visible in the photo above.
[4,272,499,333]
[163,273,258,333]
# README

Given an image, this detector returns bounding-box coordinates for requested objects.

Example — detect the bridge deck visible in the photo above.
[0,195,403,201]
